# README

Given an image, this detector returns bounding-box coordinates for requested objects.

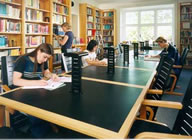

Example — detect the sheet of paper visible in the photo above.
[144,57,160,62]
[22,79,66,90]
[59,76,72,83]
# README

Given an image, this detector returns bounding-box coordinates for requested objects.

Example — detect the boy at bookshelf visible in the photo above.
[13,43,59,137]
[145,36,180,75]
[82,40,107,67]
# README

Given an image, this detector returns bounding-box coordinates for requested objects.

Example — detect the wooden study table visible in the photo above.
[0,56,157,138]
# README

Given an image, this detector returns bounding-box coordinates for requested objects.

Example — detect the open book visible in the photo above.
[22,77,71,90]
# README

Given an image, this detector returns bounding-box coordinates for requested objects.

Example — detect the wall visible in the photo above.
[99,0,178,45]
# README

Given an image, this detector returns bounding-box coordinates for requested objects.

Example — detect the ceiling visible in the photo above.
[95,0,147,4]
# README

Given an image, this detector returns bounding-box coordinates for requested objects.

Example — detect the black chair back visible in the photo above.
[172,77,192,135]
[1,56,18,87]
[148,56,174,101]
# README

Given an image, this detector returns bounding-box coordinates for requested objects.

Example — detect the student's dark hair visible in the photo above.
[26,43,54,73]
[87,40,98,51]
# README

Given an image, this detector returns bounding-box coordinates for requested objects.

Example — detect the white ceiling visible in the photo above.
[95,0,148,4]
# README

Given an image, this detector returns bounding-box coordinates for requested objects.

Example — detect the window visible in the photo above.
[120,5,174,45]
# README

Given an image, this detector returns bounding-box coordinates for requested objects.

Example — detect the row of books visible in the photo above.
[26,23,49,34]
[103,36,113,42]
[87,30,93,36]
[103,25,113,30]
[181,6,192,14]
[54,0,65,4]
[103,12,113,17]
[96,31,101,36]
[96,17,101,23]
[26,0,40,9]
[53,38,60,48]
[181,31,192,37]
[25,36,45,47]
[181,22,192,29]
[0,49,20,56]
[96,24,101,30]
[53,3,69,15]
[87,16,94,22]
[87,23,93,29]
[181,38,192,44]
[87,8,92,15]
[25,9,43,22]
[103,30,114,36]
[181,14,192,21]
[53,14,66,24]
[96,11,101,17]
[0,36,8,47]
[103,19,113,24]
[0,19,21,33]
[0,3,20,19]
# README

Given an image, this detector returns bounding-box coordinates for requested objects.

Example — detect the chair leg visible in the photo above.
[164,91,183,96]
[0,105,5,127]
[5,110,10,127]
[170,74,177,93]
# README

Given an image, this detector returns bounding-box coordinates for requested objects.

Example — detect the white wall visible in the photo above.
[99,0,178,45]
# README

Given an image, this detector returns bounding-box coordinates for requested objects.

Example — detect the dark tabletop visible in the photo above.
[2,80,142,132]
[79,66,152,86]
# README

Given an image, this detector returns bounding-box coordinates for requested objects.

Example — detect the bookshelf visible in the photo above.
[0,0,72,72]
[79,4,117,48]
[180,2,192,69]
[102,9,116,47]
[0,0,22,55]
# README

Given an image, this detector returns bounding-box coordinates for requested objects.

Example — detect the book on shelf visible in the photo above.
[53,25,64,35]
[10,49,20,56]
[0,19,21,33]
[53,14,66,24]
[26,9,43,22]
[87,8,92,15]
[0,36,8,47]
[87,16,94,22]
[26,0,40,9]
[182,22,191,29]
[26,23,49,34]
[25,36,45,47]
[103,12,113,17]
[0,3,20,19]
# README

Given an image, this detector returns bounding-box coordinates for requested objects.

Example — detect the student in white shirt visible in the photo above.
[82,40,107,67]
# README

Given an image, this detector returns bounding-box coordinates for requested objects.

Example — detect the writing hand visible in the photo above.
[51,74,60,82]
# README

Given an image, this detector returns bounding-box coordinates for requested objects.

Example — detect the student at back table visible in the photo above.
[82,40,107,67]
[13,43,59,138]
[145,36,180,75]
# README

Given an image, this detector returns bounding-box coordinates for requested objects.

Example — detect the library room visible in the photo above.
[0,0,191,139]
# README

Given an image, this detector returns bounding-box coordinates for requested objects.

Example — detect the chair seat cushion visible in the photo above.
[129,120,172,138]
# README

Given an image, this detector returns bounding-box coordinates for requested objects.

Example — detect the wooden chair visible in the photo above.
[168,48,189,93]
[0,56,30,133]
[129,77,192,138]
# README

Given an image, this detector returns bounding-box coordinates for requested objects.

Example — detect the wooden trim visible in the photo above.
[0,96,120,138]
[164,91,183,96]
[142,100,183,109]
[2,85,11,92]
[0,87,21,95]
[81,77,145,89]
[135,132,192,139]
[118,71,156,138]
[115,66,152,72]
[136,117,168,127]
[147,89,163,94]
[0,105,5,127]
[173,65,182,68]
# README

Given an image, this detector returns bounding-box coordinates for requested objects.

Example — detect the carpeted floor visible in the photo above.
[156,69,192,130]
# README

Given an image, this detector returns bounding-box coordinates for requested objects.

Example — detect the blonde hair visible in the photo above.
[61,22,71,30]
[155,36,167,43]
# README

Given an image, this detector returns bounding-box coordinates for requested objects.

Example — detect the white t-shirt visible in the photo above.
[82,50,97,67]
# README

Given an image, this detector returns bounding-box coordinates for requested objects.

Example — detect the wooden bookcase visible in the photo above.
[0,0,72,72]
[180,2,192,69]
[0,0,23,55]
[102,9,116,47]
[79,4,117,48]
